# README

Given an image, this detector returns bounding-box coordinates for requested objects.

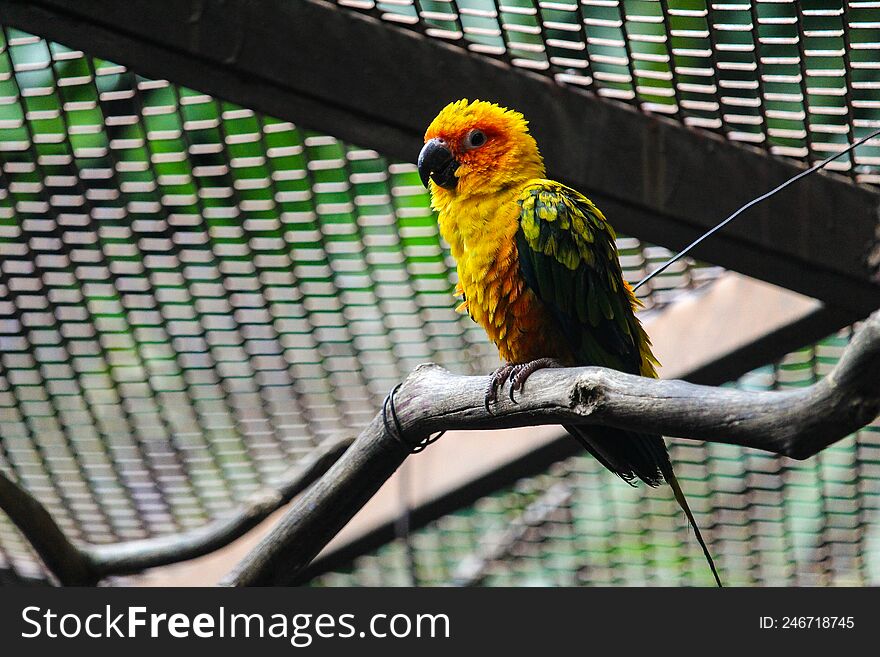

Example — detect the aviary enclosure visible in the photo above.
[0,0,878,587]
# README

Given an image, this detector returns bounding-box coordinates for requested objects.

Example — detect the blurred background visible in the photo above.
[0,0,879,586]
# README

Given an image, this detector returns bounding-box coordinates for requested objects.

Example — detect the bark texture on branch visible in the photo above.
[225,310,880,586]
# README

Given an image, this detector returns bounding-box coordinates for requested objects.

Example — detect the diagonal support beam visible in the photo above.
[646,273,854,384]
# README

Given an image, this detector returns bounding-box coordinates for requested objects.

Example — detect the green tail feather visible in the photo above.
[664,467,722,587]
[565,424,722,586]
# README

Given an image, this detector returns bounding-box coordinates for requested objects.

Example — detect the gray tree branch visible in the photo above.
[223,310,880,586]
[4,310,879,586]
[0,434,352,585]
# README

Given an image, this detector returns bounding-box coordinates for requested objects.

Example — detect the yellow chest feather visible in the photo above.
[436,191,570,364]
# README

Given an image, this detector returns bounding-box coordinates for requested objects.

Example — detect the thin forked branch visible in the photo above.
[0,434,352,585]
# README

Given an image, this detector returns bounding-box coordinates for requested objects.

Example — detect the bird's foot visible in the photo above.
[508,358,565,402]
[485,364,516,411]
[484,358,565,409]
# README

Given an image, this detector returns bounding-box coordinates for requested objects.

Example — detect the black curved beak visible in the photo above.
[417,138,458,190]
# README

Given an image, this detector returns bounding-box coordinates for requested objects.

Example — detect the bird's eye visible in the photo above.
[464,129,487,149]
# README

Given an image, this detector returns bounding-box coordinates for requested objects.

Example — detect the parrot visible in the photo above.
[417,99,721,587]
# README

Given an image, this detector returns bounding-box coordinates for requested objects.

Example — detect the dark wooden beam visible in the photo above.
[1,0,878,316]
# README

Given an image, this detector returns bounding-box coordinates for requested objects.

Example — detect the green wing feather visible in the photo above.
[515,180,653,376]
[515,181,666,483]
[515,181,721,585]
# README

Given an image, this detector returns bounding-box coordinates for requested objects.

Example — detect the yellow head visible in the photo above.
[418,99,545,201]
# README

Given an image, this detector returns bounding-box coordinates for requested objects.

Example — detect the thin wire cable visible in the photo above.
[633,126,880,292]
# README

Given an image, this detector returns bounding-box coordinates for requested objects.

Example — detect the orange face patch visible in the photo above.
[423,99,544,197]
[425,101,518,160]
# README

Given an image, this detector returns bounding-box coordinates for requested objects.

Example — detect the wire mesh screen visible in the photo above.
[0,24,721,581]
[341,0,880,182]
[314,328,880,587]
